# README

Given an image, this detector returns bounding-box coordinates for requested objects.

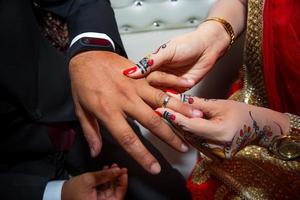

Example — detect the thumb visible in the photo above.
[123,42,172,78]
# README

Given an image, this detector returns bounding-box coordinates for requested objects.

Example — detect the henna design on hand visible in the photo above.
[136,57,153,74]
[152,41,169,54]
[180,94,192,103]
[162,111,176,123]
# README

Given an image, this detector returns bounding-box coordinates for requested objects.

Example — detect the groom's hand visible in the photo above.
[69,51,200,174]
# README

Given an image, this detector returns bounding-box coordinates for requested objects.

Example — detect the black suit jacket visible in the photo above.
[0,0,125,199]
[0,2,192,200]
[0,0,125,122]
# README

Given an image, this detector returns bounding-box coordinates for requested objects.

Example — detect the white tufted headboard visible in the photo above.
[111,0,216,34]
[110,0,244,178]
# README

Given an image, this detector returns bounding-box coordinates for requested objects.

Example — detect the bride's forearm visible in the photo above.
[193,0,248,58]
[207,0,248,37]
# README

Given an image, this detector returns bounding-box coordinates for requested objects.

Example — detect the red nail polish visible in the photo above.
[240,130,244,137]
[123,66,137,75]
[188,97,194,104]
[170,114,176,121]
[155,111,162,117]
[147,59,154,66]
[164,88,178,94]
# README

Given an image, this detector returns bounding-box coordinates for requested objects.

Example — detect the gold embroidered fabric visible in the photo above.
[192,0,300,199]
[229,0,268,107]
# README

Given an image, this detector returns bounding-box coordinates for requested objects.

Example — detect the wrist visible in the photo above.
[69,51,117,70]
[195,20,231,56]
[249,107,289,148]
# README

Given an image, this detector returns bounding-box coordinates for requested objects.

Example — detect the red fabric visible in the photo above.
[186,157,222,200]
[187,174,221,200]
[263,0,300,115]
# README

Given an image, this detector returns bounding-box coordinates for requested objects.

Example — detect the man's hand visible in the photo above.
[62,165,128,200]
[69,51,201,174]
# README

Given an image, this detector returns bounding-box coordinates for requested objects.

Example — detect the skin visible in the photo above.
[69,51,203,174]
[124,0,291,156]
[62,165,128,200]
[156,97,290,158]
[124,0,248,91]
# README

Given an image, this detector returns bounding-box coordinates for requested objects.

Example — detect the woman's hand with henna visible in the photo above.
[156,96,290,158]
[123,21,231,91]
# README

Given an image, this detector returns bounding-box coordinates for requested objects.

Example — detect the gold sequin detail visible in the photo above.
[214,185,230,200]
[205,146,300,200]
[230,0,268,107]
[191,160,211,184]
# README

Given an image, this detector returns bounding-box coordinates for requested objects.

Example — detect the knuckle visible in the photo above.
[165,132,177,144]
[120,132,138,147]
[157,71,167,79]
[155,91,166,106]
[148,115,162,129]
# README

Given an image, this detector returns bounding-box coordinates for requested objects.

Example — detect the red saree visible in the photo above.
[187,0,300,199]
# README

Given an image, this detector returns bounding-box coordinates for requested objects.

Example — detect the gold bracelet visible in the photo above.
[203,17,235,46]
[269,113,300,160]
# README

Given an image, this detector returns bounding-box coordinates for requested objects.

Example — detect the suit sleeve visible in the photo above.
[35,0,126,56]
[0,173,49,200]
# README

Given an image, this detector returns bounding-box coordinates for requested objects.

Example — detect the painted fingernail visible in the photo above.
[181,94,191,103]
[147,59,154,66]
[138,57,152,74]
[192,110,203,118]
[163,111,176,122]
[170,114,176,121]
[155,111,162,117]
[150,162,161,174]
[123,66,137,76]
[164,88,179,95]
[181,143,189,152]
[188,97,194,104]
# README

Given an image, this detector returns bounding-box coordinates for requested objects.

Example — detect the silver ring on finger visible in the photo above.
[162,96,171,108]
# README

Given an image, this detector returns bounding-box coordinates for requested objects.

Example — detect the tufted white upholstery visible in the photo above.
[111,0,216,34]
[111,0,244,178]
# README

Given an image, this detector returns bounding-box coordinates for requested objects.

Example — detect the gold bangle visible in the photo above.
[203,17,235,46]
[269,135,300,161]
[269,113,300,160]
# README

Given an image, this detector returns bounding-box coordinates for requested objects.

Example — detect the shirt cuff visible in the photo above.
[70,32,115,51]
[43,180,66,200]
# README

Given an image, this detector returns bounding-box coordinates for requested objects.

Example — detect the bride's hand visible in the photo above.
[123,21,231,91]
[155,96,289,158]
